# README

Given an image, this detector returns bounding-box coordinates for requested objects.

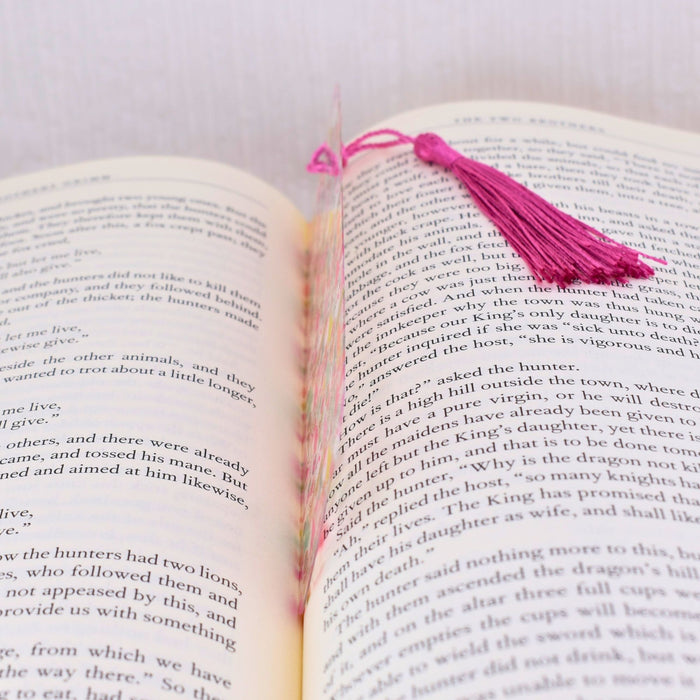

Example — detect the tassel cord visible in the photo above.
[450,157,661,284]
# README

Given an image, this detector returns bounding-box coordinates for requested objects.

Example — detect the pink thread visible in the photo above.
[307,129,666,285]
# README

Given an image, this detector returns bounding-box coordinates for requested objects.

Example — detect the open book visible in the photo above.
[0,101,699,699]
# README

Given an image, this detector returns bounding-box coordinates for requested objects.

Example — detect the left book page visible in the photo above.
[0,158,305,699]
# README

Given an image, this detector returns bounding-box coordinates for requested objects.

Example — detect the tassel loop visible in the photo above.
[307,144,342,176]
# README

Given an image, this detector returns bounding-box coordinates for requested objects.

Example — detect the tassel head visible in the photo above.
[413,132,462,169]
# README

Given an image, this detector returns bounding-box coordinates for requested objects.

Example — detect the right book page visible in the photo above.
[303,102,700,699]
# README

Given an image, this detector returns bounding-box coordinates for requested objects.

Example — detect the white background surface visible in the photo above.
[0,0,698,214]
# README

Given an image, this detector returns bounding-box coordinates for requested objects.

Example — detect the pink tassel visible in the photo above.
[308,130,666,286]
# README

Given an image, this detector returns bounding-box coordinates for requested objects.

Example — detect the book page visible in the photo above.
[0,159,304,699]
[304,103,700,699]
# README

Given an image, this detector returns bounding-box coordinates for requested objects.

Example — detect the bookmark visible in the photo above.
[308,129,666,286]
[298,95,345,613]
